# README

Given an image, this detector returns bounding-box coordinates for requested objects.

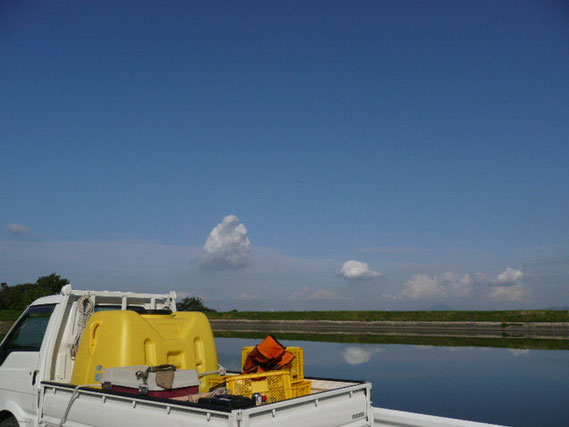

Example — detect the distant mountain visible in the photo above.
[544,306,569,310]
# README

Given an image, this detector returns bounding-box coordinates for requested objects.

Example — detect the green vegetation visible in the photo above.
[0,311,22,321]
[207,309,569,323]
[0,274,69,311]
[214,330,569,350]
[177,296,216,312]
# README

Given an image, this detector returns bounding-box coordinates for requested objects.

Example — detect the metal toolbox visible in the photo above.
[102,365,200,398]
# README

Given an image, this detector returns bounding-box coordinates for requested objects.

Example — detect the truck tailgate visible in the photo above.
[40,379,372,427]
[240,382,372,426]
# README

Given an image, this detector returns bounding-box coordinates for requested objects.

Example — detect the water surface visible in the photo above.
[216,337,569,426]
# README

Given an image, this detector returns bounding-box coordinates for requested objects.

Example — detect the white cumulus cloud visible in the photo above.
[489,268,529,301]
[6,223,29,235]
[495,267,524,284]
[338,260,381,280]
[443,272,475,298]
[489,284,530,302]
[341,346,383,365]
[400,273,474,300]
[200,215,251,271]
[401,274,443,299]
[400,268,530,302]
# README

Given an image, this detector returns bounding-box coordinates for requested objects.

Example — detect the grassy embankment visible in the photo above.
[207,310,569,323]
[214,330,569,350]
[1,309,568,323]
[2,309,567,323]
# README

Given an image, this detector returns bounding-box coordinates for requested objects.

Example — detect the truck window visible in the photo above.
[0,304,55,366]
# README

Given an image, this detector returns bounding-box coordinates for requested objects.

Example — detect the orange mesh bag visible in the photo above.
[243,335,295,374]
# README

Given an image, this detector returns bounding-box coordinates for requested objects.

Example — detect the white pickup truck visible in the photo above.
[0,286,373,427]
[0,286,501,427]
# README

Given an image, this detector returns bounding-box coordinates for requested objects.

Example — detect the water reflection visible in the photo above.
[341,345,383,365]
[215,336,569,427]
[508,348,530,357]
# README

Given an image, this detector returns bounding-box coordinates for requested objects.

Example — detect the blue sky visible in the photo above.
[1,1,568,310]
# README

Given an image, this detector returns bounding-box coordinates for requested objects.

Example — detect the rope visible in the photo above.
[198,364,227,378]
[70,295,95,359]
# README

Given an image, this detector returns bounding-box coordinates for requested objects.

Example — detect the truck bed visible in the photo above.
[40,377,372,427]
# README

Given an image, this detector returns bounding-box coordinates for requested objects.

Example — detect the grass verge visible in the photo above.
[207,310,569,322]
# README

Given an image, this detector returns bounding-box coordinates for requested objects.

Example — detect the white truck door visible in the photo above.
[0,305,56,423]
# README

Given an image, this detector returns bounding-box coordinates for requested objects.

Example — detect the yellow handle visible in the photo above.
[89,322,100,355]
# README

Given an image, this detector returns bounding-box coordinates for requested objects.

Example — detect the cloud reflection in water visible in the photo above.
[341,346,383,365]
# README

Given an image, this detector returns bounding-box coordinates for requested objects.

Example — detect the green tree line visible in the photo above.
[0,274,69,310]
[176,296,216,312]
[0,273,215,313]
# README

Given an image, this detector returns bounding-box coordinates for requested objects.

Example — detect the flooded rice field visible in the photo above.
[216,337,569,426]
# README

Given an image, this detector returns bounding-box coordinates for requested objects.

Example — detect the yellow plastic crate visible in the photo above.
[242,346,304,383]
[202,374,227,391]
[225,371,292,403]
[291,380,312,398]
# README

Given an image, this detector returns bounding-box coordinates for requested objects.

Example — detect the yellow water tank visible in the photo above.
[71,310,218,392]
